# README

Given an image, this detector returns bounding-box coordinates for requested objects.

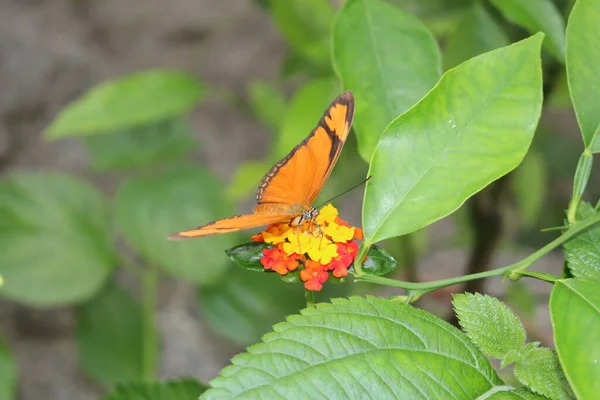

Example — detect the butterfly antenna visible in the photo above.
[316,175,372,209]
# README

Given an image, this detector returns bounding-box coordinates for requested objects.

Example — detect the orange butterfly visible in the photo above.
[168,90,355,239]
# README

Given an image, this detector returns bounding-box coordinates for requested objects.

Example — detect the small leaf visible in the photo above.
[103,379,208,400]
[453,293,526,359]
[511,150,547,228]
[46,69,205,138]
[279,269,301,283]
[488,388,548,400]
[83,117,197,171]
[199,268,305,346]
[489,0,565,63]
[563,202,600,282]
[115,165,236,285]
[226,242,271,272]
[276,78,339,159]
[247,81,287,133]
[0,337,17,400]
[267,0,334,67]
[226,160,272,201]
[0,172,116,306]
[202,297,504,399]
[443,2,510,70]
[333,0,441,161]
[75,283,145,386]
[351,244,397,276]
[363,34,544,243]
[566,0,600,151]
[514,345,571,400]
[550,279,600,399]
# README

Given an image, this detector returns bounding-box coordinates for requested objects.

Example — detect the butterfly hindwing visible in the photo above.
[255,91,355,209]
[168,213,294,239]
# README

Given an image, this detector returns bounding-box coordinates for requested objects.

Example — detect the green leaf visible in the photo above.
[247,81,287,133]
[566,0,600,151]
[226,160,272,201]
[226,242,271,272]
[564,202,600,282]
[511,150,547,228]
[351,244,397,276]
[489,0,565,63]
[75,283,145,386]
[46,69,205,138]
[384,0,472,37]
[363,34,544,243]
[0,338,17,400]
[488,388,548,400]
[0,172,116,306]
[513,345,571,400]
[453,293,526,359]
[550,279,600,398]
[202,296,504,399]
[444,2,510,71]
[333,0,441,161]
[267,0,334,67]
[104,379,208,400]
[199,268,305,346]
[83,118,197,171]
[115,165,236,285]
[276,78,339,159]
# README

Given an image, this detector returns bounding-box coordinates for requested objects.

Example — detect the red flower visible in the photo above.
[300,260,330,291]
[260,247,299,275]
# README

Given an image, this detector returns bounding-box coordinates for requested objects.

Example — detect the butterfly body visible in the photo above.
[169,91,355,239]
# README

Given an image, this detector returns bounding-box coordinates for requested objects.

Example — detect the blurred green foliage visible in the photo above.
[0,0,599,398]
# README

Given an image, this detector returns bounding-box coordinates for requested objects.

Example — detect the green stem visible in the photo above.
[567,150,593,223]
[141,265,159,380]
[354,212,600,300]
[305,290,316,307]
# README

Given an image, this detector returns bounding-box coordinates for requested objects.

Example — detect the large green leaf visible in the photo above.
[453,293,525,359]
[267,0,334,67]
[333,0,441,161]
[550,279,600,399]
[75,283,145,386]
[276,78,340,158]
[385,0,473,36]
[0,172,116,306]
[565,0,600,151]
[83,118,197,171]
[564,202,600,282]
[0,338,16,400]
[199,268,305,346]
[115,165,236,285]
[489,0,565,63]
[443,2,509,70]
[202,296,504,399]
[362,34,543,243]
[104,379,207,400]
[46,69,205,138]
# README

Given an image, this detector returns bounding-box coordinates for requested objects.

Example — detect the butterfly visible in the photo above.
[168,90,355,239]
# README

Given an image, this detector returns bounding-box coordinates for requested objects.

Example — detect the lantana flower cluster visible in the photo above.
[251,204,363,291]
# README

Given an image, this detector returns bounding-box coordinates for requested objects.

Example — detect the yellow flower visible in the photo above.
[262,223,290,245]
[316,204,338,225]
[324,221,355,242]
[282,231,313,255]
[307,237,338,264]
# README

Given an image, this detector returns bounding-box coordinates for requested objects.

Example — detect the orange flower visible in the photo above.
[254,204,362,291]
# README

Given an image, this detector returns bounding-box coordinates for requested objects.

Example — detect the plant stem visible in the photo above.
[141,265,159,380]
[354,212,600,301]
[305,290,316,307]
